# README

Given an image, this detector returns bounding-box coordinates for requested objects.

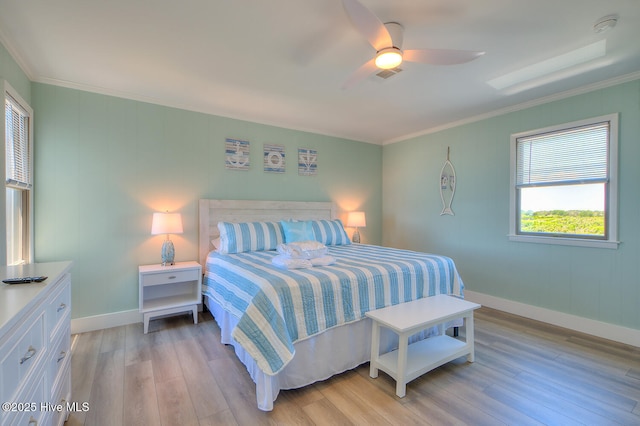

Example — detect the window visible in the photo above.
[3,81,33,264]
[509,114,619,249]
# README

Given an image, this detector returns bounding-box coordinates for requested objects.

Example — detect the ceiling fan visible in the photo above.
[341,0,485,89]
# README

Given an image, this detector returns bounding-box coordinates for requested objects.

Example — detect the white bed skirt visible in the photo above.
[205,295,459,411]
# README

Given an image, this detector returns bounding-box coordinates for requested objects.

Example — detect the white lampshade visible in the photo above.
[346,211,366,228]
[151,212,183,235]
[151,212,183,266]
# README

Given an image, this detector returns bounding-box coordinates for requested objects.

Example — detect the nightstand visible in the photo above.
[138,261,202,333]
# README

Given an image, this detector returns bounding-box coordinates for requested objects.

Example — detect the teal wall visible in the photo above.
[31,84,382,319]
[383,80,640,331]
[3,38,639,331]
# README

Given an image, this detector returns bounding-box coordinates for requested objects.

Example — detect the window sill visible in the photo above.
[508,234,620,249]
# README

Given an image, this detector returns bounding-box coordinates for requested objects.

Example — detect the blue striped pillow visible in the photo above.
[217,221,284,254]
[310,219,351,246]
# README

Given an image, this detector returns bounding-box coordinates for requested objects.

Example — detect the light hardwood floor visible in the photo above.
[65,307,640,425]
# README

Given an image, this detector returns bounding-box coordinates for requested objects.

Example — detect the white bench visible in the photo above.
[366,294,481,397]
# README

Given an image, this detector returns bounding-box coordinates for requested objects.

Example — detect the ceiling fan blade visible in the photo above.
[342,0,392,51]
[342,58,378,90]
[404,49,485,65]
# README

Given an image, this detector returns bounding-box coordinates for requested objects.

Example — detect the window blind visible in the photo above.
[5,94,32,189]
[516,121,609,188]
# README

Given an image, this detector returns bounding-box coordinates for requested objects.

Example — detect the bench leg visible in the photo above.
[369,321,380,378]
[466,313,475,362]
[395,332,409,398]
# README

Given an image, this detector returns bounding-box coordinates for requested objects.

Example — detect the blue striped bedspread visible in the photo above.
[203,244,464,376]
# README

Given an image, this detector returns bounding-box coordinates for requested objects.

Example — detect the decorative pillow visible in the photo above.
[310,219,351,245]
[280,220,315,243]
[217,221,284,254]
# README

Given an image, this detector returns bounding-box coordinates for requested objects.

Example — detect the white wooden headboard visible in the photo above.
[198,199,337,267]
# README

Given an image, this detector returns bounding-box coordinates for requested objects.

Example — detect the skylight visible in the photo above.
[487,40,607,92]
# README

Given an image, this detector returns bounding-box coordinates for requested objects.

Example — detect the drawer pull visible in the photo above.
[168,275,177,279]
[28,416,37,425]
[20,346,37,364]
[57,302,67,312]
[57,350,67,363]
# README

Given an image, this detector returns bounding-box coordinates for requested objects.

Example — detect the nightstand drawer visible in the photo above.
[141,269,199,287]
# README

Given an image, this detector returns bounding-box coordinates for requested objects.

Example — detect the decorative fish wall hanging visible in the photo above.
[440,147,456,216]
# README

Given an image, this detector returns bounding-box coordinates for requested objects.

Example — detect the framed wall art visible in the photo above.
[264,144,286,173]
[225,138,250,170]
[298,148,317,176]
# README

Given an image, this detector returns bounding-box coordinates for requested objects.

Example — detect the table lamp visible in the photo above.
[346,211,366,243]
[151,211,183,265]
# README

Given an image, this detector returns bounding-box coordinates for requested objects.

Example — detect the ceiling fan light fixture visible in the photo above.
[375,47,403,69]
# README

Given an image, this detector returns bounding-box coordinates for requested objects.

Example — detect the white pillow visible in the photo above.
[276,241,328,259]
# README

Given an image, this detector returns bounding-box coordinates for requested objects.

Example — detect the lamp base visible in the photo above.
[352,229,361,244]
[161,239,175,266]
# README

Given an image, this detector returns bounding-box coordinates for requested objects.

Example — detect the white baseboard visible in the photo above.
[465,290,640,348]
[70,303,205,335]
[72,294,639,348]
[71,309,141,334]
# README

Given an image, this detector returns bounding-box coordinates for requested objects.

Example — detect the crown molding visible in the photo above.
[383,71,640,145]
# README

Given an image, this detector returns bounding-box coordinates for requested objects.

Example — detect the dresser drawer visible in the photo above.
[0,310,46,404]
[3,372,47,426]
[47,326,71,399]
[50,360,71,426]
[45,275,71,339]
[141,269,199,287]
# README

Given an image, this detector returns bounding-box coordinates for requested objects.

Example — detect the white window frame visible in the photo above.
[3,80,34,264]
[508,113,619,249]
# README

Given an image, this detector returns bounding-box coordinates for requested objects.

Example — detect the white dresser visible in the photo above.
[0,262,73,426]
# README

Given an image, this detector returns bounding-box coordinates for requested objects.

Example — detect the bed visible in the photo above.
[199,199,464,411]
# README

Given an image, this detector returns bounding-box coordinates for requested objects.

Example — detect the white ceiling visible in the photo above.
[1,0,639,145]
